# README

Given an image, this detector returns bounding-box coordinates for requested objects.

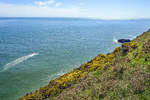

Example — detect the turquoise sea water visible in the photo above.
[0,18,150,100]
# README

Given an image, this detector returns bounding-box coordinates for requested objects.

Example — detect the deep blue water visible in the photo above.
[0,18,150,100]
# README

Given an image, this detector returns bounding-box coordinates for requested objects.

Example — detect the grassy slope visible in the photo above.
[20,29,150,100]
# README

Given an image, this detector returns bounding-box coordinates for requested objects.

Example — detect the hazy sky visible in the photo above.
[0,0,150,19]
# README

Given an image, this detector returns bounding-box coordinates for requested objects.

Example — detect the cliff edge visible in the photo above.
[20,29,150,100]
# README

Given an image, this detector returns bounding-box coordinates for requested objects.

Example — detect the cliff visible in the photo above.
[20,29,150,100]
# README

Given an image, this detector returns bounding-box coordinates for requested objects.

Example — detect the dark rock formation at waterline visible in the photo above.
[118,39,131,43]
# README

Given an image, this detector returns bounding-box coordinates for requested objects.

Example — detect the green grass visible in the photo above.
[21,29,150,100]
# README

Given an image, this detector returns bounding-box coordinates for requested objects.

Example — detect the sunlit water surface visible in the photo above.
[0,18,150,100]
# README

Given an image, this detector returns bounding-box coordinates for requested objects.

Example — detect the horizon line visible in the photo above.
[0,17,150,20]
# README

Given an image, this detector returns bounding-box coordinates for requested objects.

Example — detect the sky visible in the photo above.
[0,0,150,19]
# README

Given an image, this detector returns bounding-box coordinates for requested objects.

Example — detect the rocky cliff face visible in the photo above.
[20,29,150,100]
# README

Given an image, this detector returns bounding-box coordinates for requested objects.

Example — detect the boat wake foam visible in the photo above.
[0,53,39,72]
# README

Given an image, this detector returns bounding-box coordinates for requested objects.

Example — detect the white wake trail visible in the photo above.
[1,53,39,72]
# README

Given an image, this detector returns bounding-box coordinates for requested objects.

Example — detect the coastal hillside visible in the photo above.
[20,29,150,100]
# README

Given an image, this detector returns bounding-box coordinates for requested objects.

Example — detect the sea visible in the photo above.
[0,17,150,100]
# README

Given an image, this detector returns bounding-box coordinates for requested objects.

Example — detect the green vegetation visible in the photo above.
[20,29,150,100]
